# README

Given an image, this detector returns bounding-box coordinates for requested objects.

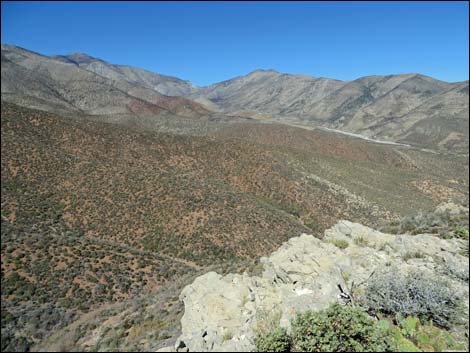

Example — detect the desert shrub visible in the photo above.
[402,251,426,261]
[246,260,265,277]
[353,235,369,247]
[440,257,469,282]
[254,309,282,335]
[329,239,349,249]
[254,309,290,352]
[402,212,447,234]
[255,327,291,352]
[1,334,32,352]
[382,210,469,239]
[362,269,462,328]
[304,217,321,234]
[290,303,394,352]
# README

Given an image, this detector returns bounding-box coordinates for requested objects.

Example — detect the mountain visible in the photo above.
[188,70,469,152]
[190,69,345,116]
[1,44,211,119]
[52,52,198,96]
[2,44,468,152]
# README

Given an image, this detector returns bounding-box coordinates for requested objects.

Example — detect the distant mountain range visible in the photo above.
[1,44,468,152]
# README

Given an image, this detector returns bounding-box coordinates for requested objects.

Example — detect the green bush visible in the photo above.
[290,303,394,352]
[304,217,321,234]
[454,225,469,240]
[255,327,291,352]
[329,239,349,249]
[380,316,467,352]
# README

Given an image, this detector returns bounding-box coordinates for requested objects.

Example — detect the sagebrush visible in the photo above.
[362,269,462,328]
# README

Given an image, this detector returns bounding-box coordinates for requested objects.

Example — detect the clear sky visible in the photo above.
[1,1,468,85]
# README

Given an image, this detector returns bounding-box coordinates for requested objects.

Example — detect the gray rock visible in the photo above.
[175,221,469,351]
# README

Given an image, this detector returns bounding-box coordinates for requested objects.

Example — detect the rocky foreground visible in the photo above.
[159,214,469,352]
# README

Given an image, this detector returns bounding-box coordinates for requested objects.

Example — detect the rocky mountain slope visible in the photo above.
[1,43,469,352]
[1,44,210,119]
[2,44,468,152]
[52,52,198,96]
[188,70,469,152]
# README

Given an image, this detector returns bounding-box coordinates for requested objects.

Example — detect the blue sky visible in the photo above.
[1,1,468,85]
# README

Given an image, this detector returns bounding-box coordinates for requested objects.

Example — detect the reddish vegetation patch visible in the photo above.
[151,96,211,117]
[213,123,416,167]
[127,99,165,115]
[125,94,210,118]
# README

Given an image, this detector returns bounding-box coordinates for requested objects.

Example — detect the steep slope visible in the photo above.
[190,70,469,152]
[1,44,211,119]
[2,102,467,351]
[2,101,469,350]
[190,69,345,116]
[395,81,470,150]
[2,44,467,151]
[33,211,469,352]
[52,52,197,96]
[330,75,463,140]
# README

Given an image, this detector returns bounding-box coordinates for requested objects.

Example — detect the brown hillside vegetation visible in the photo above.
[1,102,468,351]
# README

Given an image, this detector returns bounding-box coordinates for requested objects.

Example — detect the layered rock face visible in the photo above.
[160,220,469,352]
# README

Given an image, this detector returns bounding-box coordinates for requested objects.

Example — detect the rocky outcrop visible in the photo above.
[160,220,469,352]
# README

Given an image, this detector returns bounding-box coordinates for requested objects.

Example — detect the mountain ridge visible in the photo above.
[1,44,212,120]
[1,43,468,152]
[3,43,467,85]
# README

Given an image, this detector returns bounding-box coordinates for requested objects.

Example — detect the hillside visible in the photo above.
[1,101,468,351]
[1,44,210,119]
[52,52,198,96]
[2,44,468,153]
[189,70,469,152]
[32,208,470,352]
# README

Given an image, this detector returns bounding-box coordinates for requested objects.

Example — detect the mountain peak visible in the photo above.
[1,43,45,57]
[60,52,105,65]
[248,68,280,76]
